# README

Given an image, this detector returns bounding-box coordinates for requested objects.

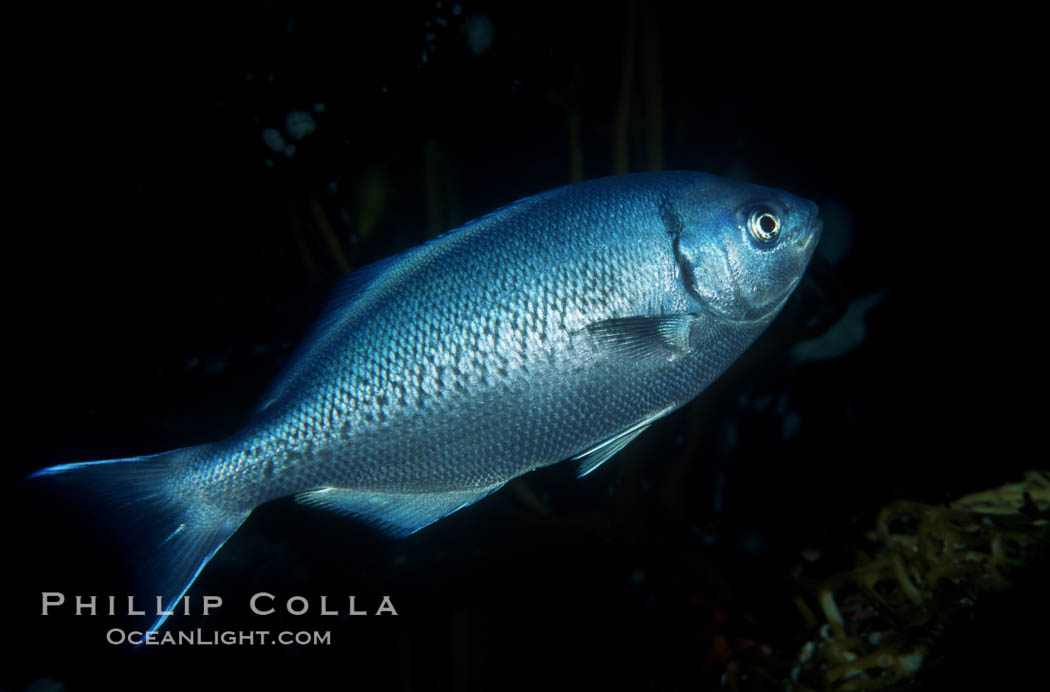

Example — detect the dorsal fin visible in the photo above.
[256,191,553,412]
[256,246,423,412]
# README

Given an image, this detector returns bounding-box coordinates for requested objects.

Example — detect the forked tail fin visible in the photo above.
[30,446,250,636]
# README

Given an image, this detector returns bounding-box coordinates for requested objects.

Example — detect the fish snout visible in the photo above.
[799,201,823,249]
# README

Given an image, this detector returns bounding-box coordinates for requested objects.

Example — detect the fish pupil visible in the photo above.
[747,208,780,245]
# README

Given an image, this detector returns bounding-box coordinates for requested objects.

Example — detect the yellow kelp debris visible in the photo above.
[789,471,1049,691]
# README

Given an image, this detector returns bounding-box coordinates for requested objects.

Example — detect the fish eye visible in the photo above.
[747,208,781,246]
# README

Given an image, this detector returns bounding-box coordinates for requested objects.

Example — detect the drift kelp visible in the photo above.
[33,171,821,633]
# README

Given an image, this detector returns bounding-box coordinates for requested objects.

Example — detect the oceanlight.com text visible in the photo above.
[106,628,332,646]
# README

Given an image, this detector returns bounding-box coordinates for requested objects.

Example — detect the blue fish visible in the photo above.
[33,171,821,633]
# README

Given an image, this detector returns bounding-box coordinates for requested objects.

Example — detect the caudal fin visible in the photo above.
[30,446,249,635]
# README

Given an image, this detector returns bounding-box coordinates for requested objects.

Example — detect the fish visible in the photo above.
[31,170,822,634]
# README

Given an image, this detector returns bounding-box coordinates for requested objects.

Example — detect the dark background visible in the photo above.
[4,3,1041,690]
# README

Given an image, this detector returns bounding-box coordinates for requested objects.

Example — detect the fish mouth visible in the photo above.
[804,216,823,248]
[797,201,823,249]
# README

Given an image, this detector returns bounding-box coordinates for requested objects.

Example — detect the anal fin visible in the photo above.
[296,483,505,538]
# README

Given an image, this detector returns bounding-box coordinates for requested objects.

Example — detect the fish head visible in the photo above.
[672,177,822,324]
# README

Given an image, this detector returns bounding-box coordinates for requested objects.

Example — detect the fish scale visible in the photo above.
[31,170,821,635]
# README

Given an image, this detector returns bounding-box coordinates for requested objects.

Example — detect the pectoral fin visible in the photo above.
[572,405,675,478]
[296,483,505,538]
[585,314,698,361]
